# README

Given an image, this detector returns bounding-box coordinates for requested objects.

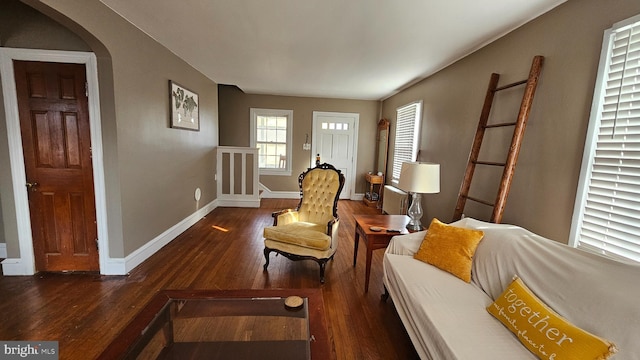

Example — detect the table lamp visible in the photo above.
[397,162,440,231]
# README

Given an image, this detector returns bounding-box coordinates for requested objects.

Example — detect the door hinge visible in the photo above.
[85,81,89,97]
[95,238,99,251]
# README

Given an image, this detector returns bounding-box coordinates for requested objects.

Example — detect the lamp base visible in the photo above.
[406,221,424,232]
[406,192,423,232]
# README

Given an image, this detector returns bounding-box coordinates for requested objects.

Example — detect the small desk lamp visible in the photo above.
[398,162,440,231]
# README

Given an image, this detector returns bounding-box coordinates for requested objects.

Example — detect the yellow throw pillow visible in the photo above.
[487,276,617,360]
[413,218,484,282]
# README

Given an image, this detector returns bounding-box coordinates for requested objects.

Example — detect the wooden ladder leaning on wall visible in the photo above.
[452,55,544,224]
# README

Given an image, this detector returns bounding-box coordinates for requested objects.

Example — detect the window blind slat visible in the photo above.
[582,213,640,238]
[584,197,640,218]
[578,237,640,263]
[581,228,640,249]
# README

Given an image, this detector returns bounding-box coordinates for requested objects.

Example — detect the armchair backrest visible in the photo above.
[296,163,345,225]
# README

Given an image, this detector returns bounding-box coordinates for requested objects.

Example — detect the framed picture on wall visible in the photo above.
[170,80,199,131]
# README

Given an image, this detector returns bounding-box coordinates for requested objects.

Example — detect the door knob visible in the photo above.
[26,182,39,191]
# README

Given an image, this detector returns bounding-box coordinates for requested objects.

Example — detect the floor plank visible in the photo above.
[0,199,419,359]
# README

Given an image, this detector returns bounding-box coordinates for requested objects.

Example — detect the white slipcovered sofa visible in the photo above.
[383,217,640,359]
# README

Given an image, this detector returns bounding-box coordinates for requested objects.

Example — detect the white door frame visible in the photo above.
[0,48,109,275]
[311,111,359,200]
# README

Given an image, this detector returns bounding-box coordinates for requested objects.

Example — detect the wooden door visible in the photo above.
[14,60,99,272]
[313,112,358,199]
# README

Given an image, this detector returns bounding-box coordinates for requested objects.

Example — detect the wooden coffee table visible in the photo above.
[353,214,410,292]
[98,289,332,360]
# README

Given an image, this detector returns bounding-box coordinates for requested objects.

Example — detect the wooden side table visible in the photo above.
[363,173,384,207]
[353,214,410,292]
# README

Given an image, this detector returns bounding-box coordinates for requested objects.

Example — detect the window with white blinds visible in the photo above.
[569,14,640,263]
[392,101,422,181]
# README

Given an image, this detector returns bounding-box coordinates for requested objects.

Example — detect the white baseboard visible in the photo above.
[216,198,261,207]
[110,200,217,275]
[0,243,6,258]
[101,257,127,276]
[1,258,32,276]
[259,182,300,199]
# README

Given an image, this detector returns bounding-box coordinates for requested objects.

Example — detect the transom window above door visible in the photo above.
[321,122,350,131]
[250,108,293,176]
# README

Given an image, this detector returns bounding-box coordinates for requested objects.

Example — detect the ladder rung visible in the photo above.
[473,160,506,166]
[466,195,495,207]
[485,122,517,128]
[494,79,527,91]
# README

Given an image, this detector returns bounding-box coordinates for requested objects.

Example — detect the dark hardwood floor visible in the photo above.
[0,199,419,359]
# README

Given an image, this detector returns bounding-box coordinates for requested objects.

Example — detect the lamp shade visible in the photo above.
[397,162,440,194]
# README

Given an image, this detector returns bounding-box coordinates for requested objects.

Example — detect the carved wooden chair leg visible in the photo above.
[263,248,271,271]
[319,261,326,283]
[381,286,390,301]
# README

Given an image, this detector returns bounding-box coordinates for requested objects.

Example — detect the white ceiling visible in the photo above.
[100,0,566,100]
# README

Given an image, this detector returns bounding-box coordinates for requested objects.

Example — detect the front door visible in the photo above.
[14,60,99,272]
[312,112,358,199]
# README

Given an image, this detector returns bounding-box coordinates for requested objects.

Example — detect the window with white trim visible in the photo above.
[250,108,293,176]
[569,14,640,263]
[392,101,422,181]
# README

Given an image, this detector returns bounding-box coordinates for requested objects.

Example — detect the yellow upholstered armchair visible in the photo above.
[263,163,345,283]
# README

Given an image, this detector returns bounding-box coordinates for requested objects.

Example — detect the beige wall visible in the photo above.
[382,0,640,242]
[0,0,218,258]
[219,85,380,193]
[0,0,90,51]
